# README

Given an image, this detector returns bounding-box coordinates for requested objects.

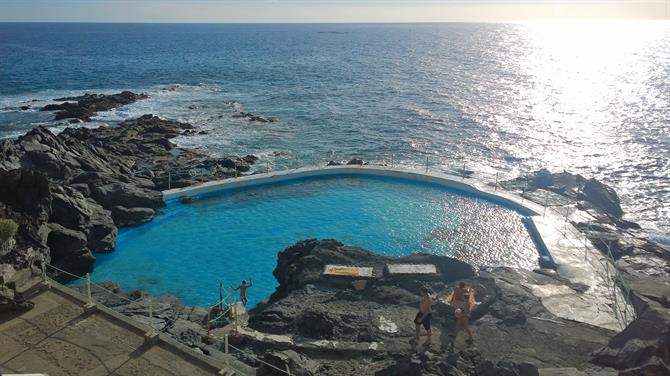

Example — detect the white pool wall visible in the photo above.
[163,165,544,217]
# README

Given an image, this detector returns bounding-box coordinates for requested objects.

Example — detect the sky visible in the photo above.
[0,0,668,23]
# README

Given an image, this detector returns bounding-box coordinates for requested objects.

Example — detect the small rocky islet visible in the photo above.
[0,91,668,375]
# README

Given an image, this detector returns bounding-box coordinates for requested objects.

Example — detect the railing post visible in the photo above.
[494,172,499,192]
[85,273,93,305]
[543,191,549,216]
[148,297,153,328]
[462,163,466,181]
[168,171,171,190]
[391,154,394,168]
[235,168,238,178]
[224,334,230,369]
[233,302,239,333]
[425,156,429,173]
[207,308,211,335]
[286,364,292,376]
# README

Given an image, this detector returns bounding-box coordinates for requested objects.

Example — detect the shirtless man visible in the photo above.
[234,279,253,306]
[414,286,433,346]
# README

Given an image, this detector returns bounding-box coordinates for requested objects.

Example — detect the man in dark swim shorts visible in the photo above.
[414,286,433,345]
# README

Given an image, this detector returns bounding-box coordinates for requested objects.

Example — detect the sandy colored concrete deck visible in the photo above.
[0,283,245,376]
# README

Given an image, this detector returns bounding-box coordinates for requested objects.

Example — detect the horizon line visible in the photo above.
[1,19,669,24]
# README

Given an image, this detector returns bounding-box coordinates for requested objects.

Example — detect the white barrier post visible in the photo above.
[148,297,153,329]
[224,334,230,369]
[207,309,211,335]
[86,273,93,305]
[168,171,171,190]
[494,172,499,191]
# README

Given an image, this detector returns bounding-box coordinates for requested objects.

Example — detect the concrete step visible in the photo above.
[14,276,46,301]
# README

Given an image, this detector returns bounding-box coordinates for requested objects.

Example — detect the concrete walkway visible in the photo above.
[0,283,247,376]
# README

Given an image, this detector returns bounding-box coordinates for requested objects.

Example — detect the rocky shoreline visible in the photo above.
[1,94,669,375]
[0,94,259,290]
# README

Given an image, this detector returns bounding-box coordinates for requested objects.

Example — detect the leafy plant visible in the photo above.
[0,218,18,241]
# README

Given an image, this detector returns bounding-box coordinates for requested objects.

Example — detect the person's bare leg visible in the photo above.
[415,323,421,341]
[452,318,461,339]
[424,329,432,346]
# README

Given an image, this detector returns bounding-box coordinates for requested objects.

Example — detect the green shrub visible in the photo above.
[0,219,18,241]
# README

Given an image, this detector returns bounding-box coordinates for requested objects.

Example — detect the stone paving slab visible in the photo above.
[386,264,437,275]
[0,287,234,376]
[112,344,214,376]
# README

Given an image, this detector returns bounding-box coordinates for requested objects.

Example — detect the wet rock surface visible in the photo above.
[41,91,148,121]
[232,111,278,123]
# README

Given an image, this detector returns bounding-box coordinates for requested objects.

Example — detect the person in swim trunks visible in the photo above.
[414,286,433,346]
[234,279,252,306]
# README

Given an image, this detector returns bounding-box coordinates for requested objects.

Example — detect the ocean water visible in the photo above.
[89,176,538,307]
[0,22,668,245]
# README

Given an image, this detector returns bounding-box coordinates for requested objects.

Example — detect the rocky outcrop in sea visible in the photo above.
[41,91,148,122]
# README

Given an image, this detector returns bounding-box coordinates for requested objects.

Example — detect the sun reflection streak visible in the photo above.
[509,20,670,167]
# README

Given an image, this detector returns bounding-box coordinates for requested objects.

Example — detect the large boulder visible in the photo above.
[41,91,148,121]
[580,178,624,219]
[50,188,117,252]
[46,223,87,260]
[92,182,164,209]
[110,206,155,227]
[591,295,670,373]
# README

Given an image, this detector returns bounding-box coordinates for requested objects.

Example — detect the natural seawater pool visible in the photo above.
[88,175,538,307]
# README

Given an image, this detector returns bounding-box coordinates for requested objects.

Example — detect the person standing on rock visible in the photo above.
[413,286,433,346]
[448,282,474,344]
[234,279,252,306]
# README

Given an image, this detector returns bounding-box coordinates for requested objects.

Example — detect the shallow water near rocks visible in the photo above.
[88,175,538,307]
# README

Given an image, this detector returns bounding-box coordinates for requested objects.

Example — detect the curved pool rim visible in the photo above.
[163,165,556,267]
[164,165,543,216]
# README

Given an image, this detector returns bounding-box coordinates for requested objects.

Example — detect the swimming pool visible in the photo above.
[89,175,539,307]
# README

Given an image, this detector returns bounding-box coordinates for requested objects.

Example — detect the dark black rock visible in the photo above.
[42,91,148,121]
[110,206,155,227]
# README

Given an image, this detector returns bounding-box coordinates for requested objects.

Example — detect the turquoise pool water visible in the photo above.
[89,175,538,307]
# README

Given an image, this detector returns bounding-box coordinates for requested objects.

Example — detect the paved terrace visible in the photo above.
[0,281,250,376]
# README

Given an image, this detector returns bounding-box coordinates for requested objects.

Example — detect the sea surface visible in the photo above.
[1,22,669,245]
